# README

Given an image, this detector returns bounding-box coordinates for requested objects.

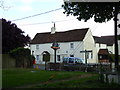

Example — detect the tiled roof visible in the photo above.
[98,49,109,55]
[30,28,89,44]
[93,36,115,46]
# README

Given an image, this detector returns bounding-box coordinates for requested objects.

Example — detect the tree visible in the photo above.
[2,18,31,53]
[0,0,11,10]
[9,47,35,68]
[62,2,120,22]
[62,2,120,70]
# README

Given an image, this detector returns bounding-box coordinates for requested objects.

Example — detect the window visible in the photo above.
[36,45,39,49]
[36,55,40,61]
[69,58,74,63]
[86,52,93,59]
[32,51,34,55]
[63,58,68,63]
[90,52,93,59]
[70,43,74,49]
[99,44,101,47]
[57,55,60,61]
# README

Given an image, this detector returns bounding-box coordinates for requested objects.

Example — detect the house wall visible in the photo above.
[83,29,98,63]
[30,41,84,64]
[107,45,114,54]
[100,44,107,49]
[30,29,120,64]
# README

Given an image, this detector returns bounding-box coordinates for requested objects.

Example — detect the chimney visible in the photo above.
[51,22,56,34]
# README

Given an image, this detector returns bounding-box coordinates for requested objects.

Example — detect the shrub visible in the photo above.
[9,47,35,68]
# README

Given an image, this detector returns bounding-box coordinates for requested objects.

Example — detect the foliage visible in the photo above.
[62,2,120,23]
[109,54,115,62]
[2,18,31,53]
[9,47,34,68]
[109,54,120,62]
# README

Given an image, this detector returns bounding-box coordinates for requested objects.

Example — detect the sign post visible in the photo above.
[80,50,92,72]
[51,42,60,64]
[80,50,92,64]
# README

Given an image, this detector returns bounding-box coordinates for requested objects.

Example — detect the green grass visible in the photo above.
[2,68,93,88]
[2,68,120,88]
[34,75,120,88]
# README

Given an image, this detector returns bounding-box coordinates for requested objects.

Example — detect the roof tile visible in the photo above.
[30,28,89,44]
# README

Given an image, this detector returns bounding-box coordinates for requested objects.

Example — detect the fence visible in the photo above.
[2,54,16,68]
[47,63,112,72]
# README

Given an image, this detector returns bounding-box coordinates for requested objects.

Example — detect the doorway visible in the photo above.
[42,51,50,62]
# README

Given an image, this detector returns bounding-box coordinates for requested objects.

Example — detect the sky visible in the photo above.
[0,0,120,39]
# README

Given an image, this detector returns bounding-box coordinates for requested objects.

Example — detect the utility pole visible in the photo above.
[114,3,119,71]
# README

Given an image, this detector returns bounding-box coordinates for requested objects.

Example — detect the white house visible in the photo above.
[30,28,97,64]
[30,28,120,64]
[93,36,120,63]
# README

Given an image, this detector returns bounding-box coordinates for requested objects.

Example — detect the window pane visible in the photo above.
[70,43,74,49]
[57,55,60,61]
[69,58,74,63]
[36,45,39,49]
[36,55,40,61]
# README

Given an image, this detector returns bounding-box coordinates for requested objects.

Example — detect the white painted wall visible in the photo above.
[107,45,114,54]
[30,41,84,64]
[83,29,97,63]
[100,44,107,49]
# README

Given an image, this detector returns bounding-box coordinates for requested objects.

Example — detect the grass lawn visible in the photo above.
[2,68,120,88]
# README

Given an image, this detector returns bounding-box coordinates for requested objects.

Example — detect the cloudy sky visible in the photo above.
[1,0,120,39]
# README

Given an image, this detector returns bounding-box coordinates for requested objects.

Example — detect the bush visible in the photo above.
[9,47,35,68]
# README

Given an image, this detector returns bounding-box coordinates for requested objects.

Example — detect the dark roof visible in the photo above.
[98,49,109,55]
[93,36,115,46]
[30,28,89,44]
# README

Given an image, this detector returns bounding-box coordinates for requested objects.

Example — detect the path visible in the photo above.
[15,73,96,88]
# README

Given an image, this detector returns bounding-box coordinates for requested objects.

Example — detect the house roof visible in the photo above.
[30,28,89,44]
[93,36,115,46]
[98,49,109,55]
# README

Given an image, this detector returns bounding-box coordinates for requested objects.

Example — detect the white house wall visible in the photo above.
[30,41,84,64]
[107,45,114,54]
[83,29,98,63]
[100,44,107,49]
